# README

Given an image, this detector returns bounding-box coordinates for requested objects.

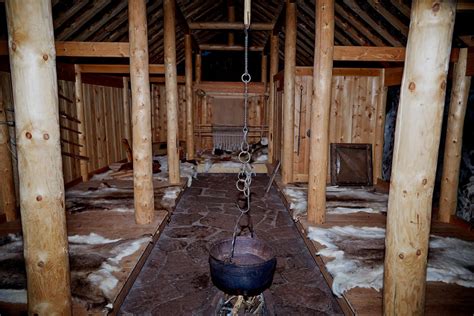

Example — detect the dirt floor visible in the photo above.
[119,174,342,315]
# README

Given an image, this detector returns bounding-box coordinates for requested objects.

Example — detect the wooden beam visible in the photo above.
[374,69,388,184]
[0,41,131,57]
[79,64,165,74]
[261,53,268,84]
[439,48,471,223]
[227,0,236,45]
[129,0,155,225]
[74,65,89,182]
[0,73,17,221]
[281,0,296,184]
[195,52,202,83]
[366,0,409,36]
[5,0,72,313]
[334,46,405,61]
[164,0,181,184]
[189,22,273,30]
[199,44,264,51]
[268,34,279,164]
[383,1,456,314]
[384,67,404,86]
[307,0,334,224]
[185,34,194,159]
[457,1,474,11]
[122,77,132,143]
[149,76,186,83]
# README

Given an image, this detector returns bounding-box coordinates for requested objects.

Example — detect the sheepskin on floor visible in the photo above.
[308,225,474,297]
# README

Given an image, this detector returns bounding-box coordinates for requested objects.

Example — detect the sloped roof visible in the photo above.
[0,0,472,67]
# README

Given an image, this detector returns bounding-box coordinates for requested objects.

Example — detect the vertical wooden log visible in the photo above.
[74,65,89,182]
[374,71,388,184]
[227,0,235,46]
[261,54,268,84]
[383,1,456,314]
[185,34,195,159]
[281,0,297,184]
[5,0,72,313]
[307,0,334,224]
[195,52,202,83]
[122,77,132,144]
[129,0,155,224]
[164,0,181,184]
[0,75,17,221]
[268,35,279,164]
[439,48,471,223]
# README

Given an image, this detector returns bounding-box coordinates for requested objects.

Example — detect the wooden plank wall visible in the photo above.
[150,83,187,145]
[273,68,386,183]
[0,72,127,185]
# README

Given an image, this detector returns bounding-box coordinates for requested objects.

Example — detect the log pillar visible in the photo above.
[185,34,195,159]
[227,0,235,46]
[5,0,72,313]
[122,77,132,144]
[307,0,334,224]
[0,74,17,221]
[438,48,471,223]
[195,52,202,83]
[281,0,297,184]
[261,53,268,84]
[374,71,388,184]
[267,34,279,163]
[129,0,155,224]
[164,0,181,184]
[74,65,89,182]
[383,1,456,314]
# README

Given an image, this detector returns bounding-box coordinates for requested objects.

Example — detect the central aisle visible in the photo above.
[119,174,342,315]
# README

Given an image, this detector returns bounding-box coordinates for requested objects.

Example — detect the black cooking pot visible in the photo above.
[209,236,276,296]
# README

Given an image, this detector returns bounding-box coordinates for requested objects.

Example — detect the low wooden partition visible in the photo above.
[272,67,388,183]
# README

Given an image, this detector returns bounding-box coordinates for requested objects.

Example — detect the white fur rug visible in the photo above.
[308,225,474,297]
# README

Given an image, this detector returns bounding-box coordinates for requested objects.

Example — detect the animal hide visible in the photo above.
[308,225,474,297]
[0,233,151,312]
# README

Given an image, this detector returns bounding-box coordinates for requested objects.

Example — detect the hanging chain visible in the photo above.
[231,26,253,260]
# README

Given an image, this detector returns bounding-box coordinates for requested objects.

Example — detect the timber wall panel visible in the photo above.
[273,68,385,182]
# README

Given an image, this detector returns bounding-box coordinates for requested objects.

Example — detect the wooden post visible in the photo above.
[439,48,471,223]
[5,0,72,313]
[374,71,388,184]
[195,52,202,83]
[261,53,268,84]
[0,74,17,221]
[74,65,89,182]
[122,77,132,144]
[185,34,195,159]
[164,0,181,184]
[281,0,297,184]
[383,1,456,314]
[227,0,235,46]
[307,0,334,224]
[267,34,279,164]
[129,0,155,224]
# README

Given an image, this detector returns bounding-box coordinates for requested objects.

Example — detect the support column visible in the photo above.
[185,34,195,159]
[0,74,17,221]
[129,0,155,224]
[268,34,279,164]
[122,77,132,144]
[439,48,471,223]
[374,72,388,184]
[195,52,202,83]
[383,1,456,314]
[307,0,334,224]
[74,65,89,182]
[5,0,72,314]
[164,0,181,184]
[227,0,235,46]
[261,53,268,84]
[281,0,297,184]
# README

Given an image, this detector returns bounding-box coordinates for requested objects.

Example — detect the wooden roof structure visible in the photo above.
[0,0,473,67]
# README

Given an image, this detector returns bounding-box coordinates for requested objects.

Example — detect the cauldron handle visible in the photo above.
[229,210,255,260]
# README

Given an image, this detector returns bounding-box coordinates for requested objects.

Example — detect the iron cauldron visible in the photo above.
[209,236,277,296]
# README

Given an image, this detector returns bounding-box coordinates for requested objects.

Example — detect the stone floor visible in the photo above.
[119,174,342,315]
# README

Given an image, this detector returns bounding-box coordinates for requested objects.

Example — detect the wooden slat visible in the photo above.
[79,64,165,74]
[199,44,264,51]
[189,21,273,30]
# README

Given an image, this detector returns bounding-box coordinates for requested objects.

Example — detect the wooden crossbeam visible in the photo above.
[0,41,130,57]
[78,64,165,74]
[334,46,461,62]
[199,44,264,51]
[189,22,273,31]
